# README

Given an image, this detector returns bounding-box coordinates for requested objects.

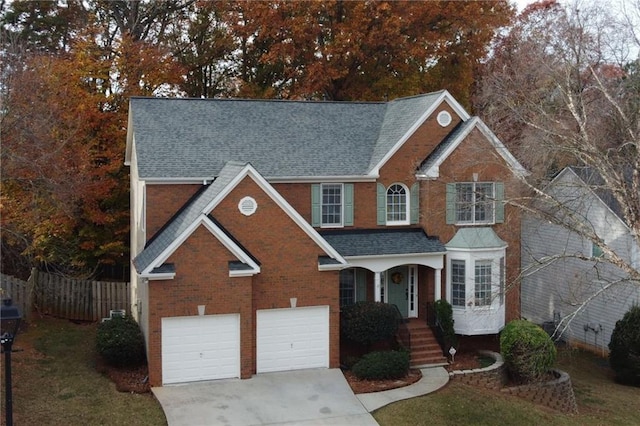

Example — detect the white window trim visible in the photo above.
[386,182,410,226]
[321,183,344,228]
[455,182,496,226]
[447,249,505,311]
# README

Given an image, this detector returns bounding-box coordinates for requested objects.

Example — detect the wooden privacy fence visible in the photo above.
[0,269,130,322]
[0,273,33,321]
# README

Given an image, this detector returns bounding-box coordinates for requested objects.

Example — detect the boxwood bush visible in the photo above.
[500,319,556,383]
[609,305,640,387]
[96,315,146,367]
[341,301,398,345]
[351,350,410,380]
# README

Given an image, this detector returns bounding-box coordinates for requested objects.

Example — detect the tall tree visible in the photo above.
[475,0,640,329]
[176,1,513,104]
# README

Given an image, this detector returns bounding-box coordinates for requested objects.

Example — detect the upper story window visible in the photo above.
[386,184,409,224]
[322,184,343,226]
[377,182,419,226]
[446,182,504,225]
[311,183,353,228]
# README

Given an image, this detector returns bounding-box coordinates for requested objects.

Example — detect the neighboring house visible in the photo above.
[522,167,640,355]
[125,90,528,386]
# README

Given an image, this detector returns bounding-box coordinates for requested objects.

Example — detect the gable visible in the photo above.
[548,167,630,233]
[417,117,527,180]
[368,91,470,175]
[133,162,346,278]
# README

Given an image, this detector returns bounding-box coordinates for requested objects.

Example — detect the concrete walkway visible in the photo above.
[356,366,450,412]
[152,367,450,426]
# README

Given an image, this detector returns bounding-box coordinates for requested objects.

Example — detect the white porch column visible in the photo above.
[434,267,442,301]
[374,272,382,302]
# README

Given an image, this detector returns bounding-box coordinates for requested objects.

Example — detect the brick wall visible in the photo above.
[420,128,523,321]
[216,177,341,372]
[146,183,201,237]
[146,226,254,386]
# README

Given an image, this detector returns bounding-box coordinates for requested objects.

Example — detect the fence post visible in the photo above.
[24,268,38,321]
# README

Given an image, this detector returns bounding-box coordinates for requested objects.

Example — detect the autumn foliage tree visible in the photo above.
[203,0,514,105]
[0,28,183,276]
[475,0,640,326]
[1,0,515,276]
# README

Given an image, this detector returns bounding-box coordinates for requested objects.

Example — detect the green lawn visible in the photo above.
[4,317,639,426]
[375,347,640,426]
[1,316,166,426]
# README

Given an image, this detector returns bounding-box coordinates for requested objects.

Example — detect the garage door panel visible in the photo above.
[257,306,329,373]
[162,314,240,384]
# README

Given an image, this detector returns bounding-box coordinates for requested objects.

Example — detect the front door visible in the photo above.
[386,266,408,318]
[385,265,418,319]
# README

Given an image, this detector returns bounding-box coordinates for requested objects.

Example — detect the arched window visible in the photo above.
[386,184,409,224]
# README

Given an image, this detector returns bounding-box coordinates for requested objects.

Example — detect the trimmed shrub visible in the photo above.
[96,315,146,367]
[500,319,556,383]
[351,350,410,380]
[609,305,640,387]
[434,299,458,349]
[341,301,398,345]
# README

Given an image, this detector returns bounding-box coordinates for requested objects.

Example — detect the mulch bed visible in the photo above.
[342,352,485,394]
[343,368,423,394]
[99,352,486,395]
[96,359,151,394]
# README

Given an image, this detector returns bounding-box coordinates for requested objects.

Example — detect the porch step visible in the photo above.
[403,319,448,367]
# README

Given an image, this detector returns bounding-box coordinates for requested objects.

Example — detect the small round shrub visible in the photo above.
[500,319,556,383]
[351,350,410,380]
[96,315,146,367]
[609,305,640,387]
[341,301,398,345]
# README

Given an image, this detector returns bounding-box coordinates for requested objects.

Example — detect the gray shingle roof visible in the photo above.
[419,119,475,174]
[133,161,249,273]
[569,166,628,225]
[319,228,445,257]
[129,92,448,180]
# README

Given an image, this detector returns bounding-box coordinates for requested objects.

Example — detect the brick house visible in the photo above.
[125,91,527,386]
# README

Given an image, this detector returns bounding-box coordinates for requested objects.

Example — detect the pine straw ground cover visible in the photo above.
[1,315,166,426]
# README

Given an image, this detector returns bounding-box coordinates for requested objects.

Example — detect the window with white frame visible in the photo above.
[455,182,495,224]
[451,259,466,307]
[386,183,408,224]
[448,253,505,309]
[474,260,492,306]
[446,182,505,226]
[321,183,343,227]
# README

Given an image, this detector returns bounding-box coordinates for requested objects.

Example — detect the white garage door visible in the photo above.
[257,306,329,373]
[162,314,240,385]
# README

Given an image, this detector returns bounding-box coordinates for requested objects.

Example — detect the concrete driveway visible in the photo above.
[152,368,378,426]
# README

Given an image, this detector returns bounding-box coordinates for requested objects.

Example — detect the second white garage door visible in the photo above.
[256,306,329,373]
[162,314,240,385]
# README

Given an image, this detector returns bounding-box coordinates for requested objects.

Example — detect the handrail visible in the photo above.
[390,304,411,351]
[427,302,447,356]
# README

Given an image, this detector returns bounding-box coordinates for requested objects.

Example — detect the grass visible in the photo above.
[1,315,166,426]
[4,317,639,426]
[374,347,640,426]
